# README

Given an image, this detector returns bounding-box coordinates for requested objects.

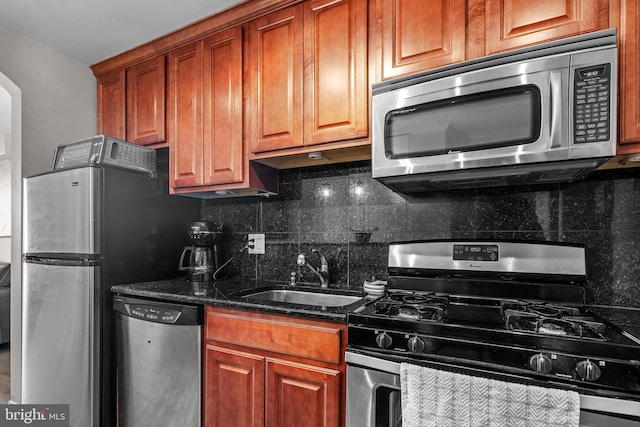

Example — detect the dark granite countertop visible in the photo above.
[111,278,640,339]
[589,305,640,342]
[111,278,370,322]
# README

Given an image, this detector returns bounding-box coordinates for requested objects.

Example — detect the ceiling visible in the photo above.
[0,0,245,66]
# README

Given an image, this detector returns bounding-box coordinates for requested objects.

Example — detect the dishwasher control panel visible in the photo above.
[113,296,202,325]
[129,304,181,323]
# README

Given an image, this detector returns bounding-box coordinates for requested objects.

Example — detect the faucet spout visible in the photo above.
[297,249,330,288]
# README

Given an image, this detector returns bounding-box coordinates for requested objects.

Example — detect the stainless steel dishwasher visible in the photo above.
[114,295,202,427]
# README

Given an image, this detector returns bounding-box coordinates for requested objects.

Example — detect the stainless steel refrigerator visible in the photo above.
[21,157,200,427]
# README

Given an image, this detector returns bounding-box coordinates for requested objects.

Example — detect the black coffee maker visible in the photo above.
[179,221,222,284]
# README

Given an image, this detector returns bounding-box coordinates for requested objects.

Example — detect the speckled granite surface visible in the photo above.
[111,278,368,322]
[201,162,640,310]
[112,278,640,344]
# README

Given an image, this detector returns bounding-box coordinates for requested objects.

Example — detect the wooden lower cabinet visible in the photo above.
[203,307,346,427]
[204,346,265,427]
[266,359,340,427]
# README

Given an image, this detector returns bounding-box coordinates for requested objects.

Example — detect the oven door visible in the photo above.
[345,350,640,427]
[346,353,401,427]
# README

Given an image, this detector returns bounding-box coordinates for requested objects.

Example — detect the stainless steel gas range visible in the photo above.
[346,240,640,426]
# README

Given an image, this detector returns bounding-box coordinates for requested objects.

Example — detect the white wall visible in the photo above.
[0,158,10,262]
[0,26,97,177]
[0,24,97,403]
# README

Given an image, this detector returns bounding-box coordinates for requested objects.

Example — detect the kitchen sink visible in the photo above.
[241,288,363,307]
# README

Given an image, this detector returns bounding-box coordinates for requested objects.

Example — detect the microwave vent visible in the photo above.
[379,159,607,194]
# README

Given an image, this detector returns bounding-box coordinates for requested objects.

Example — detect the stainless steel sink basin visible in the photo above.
[241,289,363,307]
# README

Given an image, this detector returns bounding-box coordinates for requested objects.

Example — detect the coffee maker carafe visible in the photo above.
[179,221,222,284]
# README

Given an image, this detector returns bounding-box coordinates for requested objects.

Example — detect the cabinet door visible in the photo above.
[375,0,465,81]
[304,0,368,145]
[266,358,340,427]
[168,41,204,189]
[126,56,166,146]
[204,345,265,427]
[249,4,304,153]
[97,69,126,139]
[619,0,640,148]
[203,27,244,185]
[485,0,600,54]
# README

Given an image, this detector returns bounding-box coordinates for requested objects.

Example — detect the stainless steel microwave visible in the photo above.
[372,29,617,193]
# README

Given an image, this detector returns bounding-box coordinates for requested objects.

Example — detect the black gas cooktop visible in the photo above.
[347,240,640,398]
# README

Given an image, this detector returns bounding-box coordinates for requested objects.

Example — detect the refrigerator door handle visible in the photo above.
[23,255,101,266]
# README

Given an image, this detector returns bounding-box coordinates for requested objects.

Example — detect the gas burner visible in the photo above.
[504,308,608,341]
[501,301,581,318]
[388,304,445,321]
[373,291,448,322]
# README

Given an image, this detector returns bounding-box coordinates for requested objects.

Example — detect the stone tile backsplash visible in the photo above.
[202,161,640,308]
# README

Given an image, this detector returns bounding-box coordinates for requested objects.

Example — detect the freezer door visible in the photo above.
[23,167,102,256]
[22,261,100,427]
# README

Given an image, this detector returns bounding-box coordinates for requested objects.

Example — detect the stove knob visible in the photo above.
[529,353,553,374]
[375,332,393,349]
[407,336,425,353]
[576,360,601,382]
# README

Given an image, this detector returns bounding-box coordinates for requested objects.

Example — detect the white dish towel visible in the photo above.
[400,363,580,427]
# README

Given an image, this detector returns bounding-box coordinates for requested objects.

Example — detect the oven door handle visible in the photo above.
[346,351,400,374]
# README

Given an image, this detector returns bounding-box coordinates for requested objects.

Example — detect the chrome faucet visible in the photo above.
[296,249,329,288]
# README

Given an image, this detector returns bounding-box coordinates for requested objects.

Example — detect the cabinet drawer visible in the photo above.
[206,307,345,365]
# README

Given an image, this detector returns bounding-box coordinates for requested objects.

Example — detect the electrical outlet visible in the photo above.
[248,233,265,255]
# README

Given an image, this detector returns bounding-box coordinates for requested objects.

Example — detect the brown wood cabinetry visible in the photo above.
[167,41,204,189]
[618,0,640,149]
[92,0,640,172]
[266,359,340,427]
[97,57,166,147]
[372,0,611,82]
[248,0,368,156]
[248,5,304,153]
[485,0,604,55]
[126,56,166,146]
[205,346,265,427]
[97,69,126,140]
[372,0,466,82]
[167,28,277,195]
[204,307,346,427]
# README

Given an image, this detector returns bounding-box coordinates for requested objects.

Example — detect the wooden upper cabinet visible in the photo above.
[126,56,166,146]
[303,0,368,145]
[249,5,304,153]
[203,27,245,185]
[374,0,466,81]
[619,0,640,148]
[168,28,261,194]
[485,0,602,55]
[249,0,368,154]
[168,41,204,189]
[97,69,126,140]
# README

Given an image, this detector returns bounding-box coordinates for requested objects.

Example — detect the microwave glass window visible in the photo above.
[384,85,542,159]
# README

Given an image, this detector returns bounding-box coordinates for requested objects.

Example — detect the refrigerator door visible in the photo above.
[23,167,102,256]
[22,261,100,427]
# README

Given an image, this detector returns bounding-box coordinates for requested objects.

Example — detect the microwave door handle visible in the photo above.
[549,71,563,149]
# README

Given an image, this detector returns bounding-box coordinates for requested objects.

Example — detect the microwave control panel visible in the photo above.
[573,64,611,144]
